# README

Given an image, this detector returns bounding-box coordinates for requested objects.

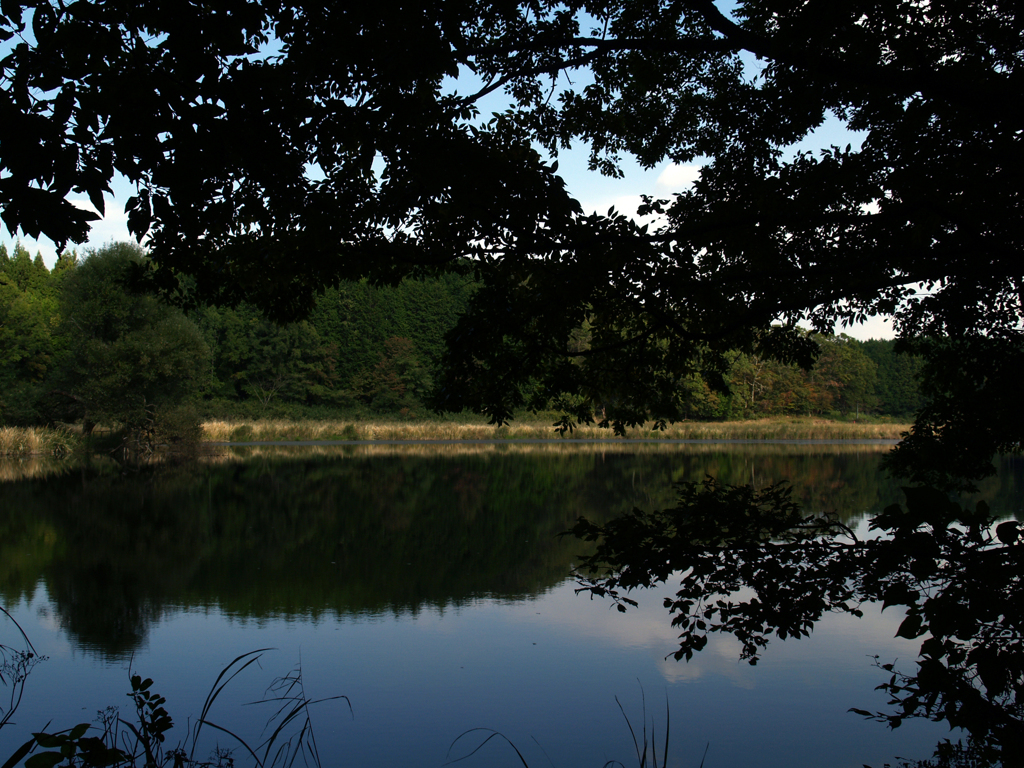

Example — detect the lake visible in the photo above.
[1,442,1021,767]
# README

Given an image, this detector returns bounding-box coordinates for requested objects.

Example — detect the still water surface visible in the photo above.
[1,442,1021,767]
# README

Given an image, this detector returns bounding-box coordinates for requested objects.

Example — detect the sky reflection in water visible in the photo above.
[3,443,1019,767]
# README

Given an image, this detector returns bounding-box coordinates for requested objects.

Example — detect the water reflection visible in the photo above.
[0,443,1020,767]
[1,443,1021,658]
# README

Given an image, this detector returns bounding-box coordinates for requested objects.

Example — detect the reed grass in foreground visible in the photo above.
[202,417,910,443]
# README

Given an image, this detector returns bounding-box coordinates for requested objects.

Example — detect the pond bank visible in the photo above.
[0,418,912,456]
[0,425,79,457]
[201,417,910,443]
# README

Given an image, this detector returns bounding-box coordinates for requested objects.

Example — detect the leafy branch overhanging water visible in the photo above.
[567,478,1024,765]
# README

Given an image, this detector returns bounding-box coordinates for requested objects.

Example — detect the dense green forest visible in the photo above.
[0,242,924,429]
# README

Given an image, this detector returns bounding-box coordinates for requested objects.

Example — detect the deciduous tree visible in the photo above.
[350,336,433,414]
[48,243,211,438]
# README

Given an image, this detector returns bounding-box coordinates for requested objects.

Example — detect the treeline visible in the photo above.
[196,265,474,417]
[682,336,926,420]
[0,242,923,430]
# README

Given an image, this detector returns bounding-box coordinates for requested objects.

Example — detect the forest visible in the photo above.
[0,240,923,432]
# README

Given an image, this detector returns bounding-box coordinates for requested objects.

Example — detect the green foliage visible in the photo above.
[883,336,1024,492]
[0,244,60,425]
[308,275,475,395]
[2,242,912,426]
[197,303,340,410]
[46,243,211,444]
[349,336,432,414]
[672,333,886,421]
[189,274,475,416]
[861,340,927,417]
[0,240,484,426]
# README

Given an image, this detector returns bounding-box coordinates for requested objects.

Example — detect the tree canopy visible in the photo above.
[47,242,211,437]
[3,0,1019,475]
[5,241,911,424]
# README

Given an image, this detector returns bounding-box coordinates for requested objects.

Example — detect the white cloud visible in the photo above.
[75,200,134,253]
[655,164,701,190]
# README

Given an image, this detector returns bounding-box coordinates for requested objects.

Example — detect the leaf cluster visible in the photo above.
[567,477,858,660]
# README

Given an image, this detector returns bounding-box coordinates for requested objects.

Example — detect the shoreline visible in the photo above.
[211,436,902,446]
[1,418,911,457]
[200,417,911,444]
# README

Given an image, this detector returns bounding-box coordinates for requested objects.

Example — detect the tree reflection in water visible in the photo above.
[569,478,1023,765]
[1,444,1021,765]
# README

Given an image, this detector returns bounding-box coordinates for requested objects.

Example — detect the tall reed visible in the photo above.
[201,417,909,443]
[0,426,80,457]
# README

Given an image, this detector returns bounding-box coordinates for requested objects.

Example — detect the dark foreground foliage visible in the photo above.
[4,0,1011,443]
[0,640,347,768]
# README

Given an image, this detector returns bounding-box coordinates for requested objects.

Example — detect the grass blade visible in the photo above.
[190,649,274,760]
[445,728,530,767]
[0,606,37,656]
[119,717,156,767]
[661,694,670,768]
[1,736,38,768]
[615,696,642,768]
[197,719,265,767]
